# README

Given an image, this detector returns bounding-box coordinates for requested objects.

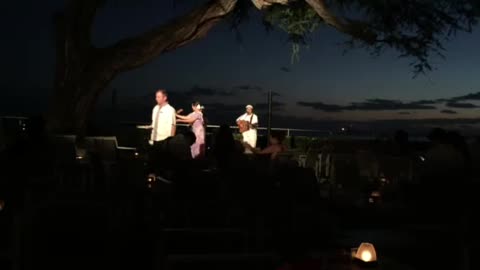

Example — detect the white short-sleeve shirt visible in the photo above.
[151,103,176,142]
[236,113,258,128]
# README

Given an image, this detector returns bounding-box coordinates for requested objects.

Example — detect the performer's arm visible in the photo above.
[236,114,243,124]
[245,144,277,155]
[177,117,196,124]
[258,145,276,154]
[177,112,198,124]
[243,142,255,152]
[147,106,156,129]
[250,115,259,128]
[176,114,189,120]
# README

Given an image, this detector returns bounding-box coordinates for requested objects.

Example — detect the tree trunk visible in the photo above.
[47,63,115,135]
[47,24,116,134]
[46,0,238,134]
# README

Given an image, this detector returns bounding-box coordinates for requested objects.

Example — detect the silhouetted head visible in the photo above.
[28,115,46,137]
[217,124,233,138]
[166,133,196,161]
[214,124,235,153]
[427,128,447,143]
[183,130,196,146]
[446,131,465,147]
[394,129,409,144]
[269,130,286,145]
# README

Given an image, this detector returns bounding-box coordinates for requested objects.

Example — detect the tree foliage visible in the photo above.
[263,1,322,62]
[253,0,479,74]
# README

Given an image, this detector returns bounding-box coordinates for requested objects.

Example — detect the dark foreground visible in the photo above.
[1,121,479,270]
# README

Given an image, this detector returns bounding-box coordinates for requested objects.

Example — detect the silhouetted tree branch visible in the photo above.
[305,0,377,43]
[107,0,237,71]
[262,0,478,74]
[48,0,479,133]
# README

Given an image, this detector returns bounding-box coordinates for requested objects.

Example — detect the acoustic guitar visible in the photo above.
[237,114,253,133]
[238,120,250,133]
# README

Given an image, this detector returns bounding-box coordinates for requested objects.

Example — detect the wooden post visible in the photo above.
[111,88,118,113]
[267,90,272,144]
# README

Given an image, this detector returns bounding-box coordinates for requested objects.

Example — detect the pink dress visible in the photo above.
[188,111,205,159]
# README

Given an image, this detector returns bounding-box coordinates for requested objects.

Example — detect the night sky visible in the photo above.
[2,1,480,132]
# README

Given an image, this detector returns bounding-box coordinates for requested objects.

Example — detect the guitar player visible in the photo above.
[236,104,258,153]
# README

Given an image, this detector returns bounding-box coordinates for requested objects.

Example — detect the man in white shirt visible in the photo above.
[146,89,176,178]
[236,104,258,152]
[149,89,176,145]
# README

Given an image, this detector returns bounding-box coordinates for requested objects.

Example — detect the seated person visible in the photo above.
[243,130,286,160]
[167,131,196,161]
[148,131,196,179]
[212,124,246,168]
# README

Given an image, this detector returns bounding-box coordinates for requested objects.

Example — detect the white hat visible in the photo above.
[246,104,253,109]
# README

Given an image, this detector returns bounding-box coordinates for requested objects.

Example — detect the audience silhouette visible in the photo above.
[2,118,479,270]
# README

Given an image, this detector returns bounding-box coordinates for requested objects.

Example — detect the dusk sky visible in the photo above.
[3,0,480,130]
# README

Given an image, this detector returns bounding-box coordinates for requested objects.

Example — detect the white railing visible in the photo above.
[1,116,332,137]
[127,122,332,137]
[1,116,28,120]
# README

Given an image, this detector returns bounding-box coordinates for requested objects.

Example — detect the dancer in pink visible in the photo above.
[176,101,205,159]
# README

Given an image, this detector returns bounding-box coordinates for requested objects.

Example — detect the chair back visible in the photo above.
[84,136,118,162]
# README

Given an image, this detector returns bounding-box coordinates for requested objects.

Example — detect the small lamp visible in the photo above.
[147,174,157,189]
[352,242,377,267]
[75,147,87,160]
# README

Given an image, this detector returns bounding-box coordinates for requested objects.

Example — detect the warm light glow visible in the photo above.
[0,200,5,211]
[361,250,372,262]
[134,152,139,156]
[354,242,377,263]
[76,156,83,160]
